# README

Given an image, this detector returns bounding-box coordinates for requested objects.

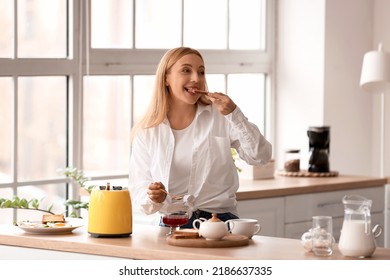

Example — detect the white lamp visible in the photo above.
[360,43,390,177]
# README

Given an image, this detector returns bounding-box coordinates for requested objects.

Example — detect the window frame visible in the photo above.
[86,0,275,136]
[0,0,275,220]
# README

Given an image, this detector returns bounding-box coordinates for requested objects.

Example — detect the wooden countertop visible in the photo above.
[236,174,387,200]
[1,224,390,260]
[1,175,387,260]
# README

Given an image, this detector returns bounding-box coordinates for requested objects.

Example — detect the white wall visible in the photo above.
[276,0,390,177]
[372,0,390,177]
[275,0,326,171]
[323,0,373,175]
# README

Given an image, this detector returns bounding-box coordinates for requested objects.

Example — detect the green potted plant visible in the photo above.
[61,166,96,217]
[0,166,95,218]
[231,148,242,172]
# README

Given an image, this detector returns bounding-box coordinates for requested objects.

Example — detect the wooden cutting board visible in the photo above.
[166,234,249,248]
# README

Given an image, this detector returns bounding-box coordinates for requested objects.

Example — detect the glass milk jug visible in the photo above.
[338,195,382,258]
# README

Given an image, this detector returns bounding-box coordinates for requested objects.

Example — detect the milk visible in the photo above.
[338,220,376,257]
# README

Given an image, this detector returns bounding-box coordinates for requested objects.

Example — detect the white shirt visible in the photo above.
[129,104,272,216]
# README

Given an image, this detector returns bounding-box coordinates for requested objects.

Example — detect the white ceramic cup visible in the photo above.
[227,218,261,238]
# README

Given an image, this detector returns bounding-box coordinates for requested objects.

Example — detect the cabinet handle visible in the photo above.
[317,201,341,208]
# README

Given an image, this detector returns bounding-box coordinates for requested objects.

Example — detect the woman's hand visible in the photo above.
[147,182,167,203]
[206,92,237,115]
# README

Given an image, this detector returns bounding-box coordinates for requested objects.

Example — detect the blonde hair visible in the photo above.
[130,47,210,141]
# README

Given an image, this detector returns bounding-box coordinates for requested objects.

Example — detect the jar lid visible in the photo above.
[285,149,300,153]
[308,126,330,132]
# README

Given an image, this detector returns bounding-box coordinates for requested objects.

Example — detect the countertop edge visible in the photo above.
[0,228,252,260]
[1,225,390,260]
[236,175,387,200]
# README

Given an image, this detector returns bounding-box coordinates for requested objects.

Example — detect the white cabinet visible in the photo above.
[284,213,384,245]
[237,197,284,237]
[284,187,385,247]
[237,186,385,247]
[385,184,390,247]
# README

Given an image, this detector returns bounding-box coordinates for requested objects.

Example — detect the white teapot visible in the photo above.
[192,213,230,240]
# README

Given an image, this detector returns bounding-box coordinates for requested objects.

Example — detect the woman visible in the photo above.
[129,47,272,227]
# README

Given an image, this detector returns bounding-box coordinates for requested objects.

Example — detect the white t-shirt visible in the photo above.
[169,120,195,196]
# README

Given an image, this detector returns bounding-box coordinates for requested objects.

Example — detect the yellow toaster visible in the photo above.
[88,185,132,238]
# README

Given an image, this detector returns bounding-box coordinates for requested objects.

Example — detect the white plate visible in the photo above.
[16,219,84,234]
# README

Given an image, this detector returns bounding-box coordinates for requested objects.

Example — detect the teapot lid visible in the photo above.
[208,213,222,222]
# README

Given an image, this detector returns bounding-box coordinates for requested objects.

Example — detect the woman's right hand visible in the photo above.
[206,92,237,115]
[147,182,167,203]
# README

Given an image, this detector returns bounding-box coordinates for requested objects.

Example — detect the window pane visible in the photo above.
[227,74,265,131]
[133,75,154,125]
[18,76,67,181]
[206,74,225,93]
[15,183,67,221]
[17,0,67,58]
[83,76,131,176]
[0,0,14,58]
[91,0,133,48]
[0,188,13,224]
[0,78,13,183]
[229,0,265,50]
[135,0,181,49]
[184,0,227,49]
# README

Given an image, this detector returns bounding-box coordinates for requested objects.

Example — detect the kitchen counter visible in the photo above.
[1,224,390,260]
[236,174,387,200]
[1,175,388,259]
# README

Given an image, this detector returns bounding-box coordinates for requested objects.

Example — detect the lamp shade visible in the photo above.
[360,46,390,94]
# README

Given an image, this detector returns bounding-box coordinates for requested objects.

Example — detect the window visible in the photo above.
[0,0,274,223]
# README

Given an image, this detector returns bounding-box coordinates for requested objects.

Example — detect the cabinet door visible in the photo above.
[385,185,390,248]
[285,217,344,241]
[284,213,384,247]
[237,197,284,237]
[285,187,385,223]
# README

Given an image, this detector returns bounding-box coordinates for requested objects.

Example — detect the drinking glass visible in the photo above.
[312,216,334,256]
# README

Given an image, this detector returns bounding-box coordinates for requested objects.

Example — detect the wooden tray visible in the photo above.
[166,234,249,248]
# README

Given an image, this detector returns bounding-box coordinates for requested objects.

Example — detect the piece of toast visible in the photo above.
[171,228,200,239]
[42,214,65,224]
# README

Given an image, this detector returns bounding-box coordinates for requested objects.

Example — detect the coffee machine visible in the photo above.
[307,126,330,173]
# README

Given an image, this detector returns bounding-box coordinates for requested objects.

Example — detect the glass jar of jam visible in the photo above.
[284,149,300,172]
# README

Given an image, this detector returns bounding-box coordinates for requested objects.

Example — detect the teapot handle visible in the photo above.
[372,224,383,239]
[226,220,235,232]
[192,218,207,230]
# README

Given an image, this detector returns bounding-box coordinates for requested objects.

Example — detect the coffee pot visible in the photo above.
[307,126,330,172]
[338,195,382,258]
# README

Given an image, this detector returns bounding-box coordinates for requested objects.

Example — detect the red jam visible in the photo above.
[162,215,189,227]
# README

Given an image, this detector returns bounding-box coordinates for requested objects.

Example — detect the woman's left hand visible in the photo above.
[206,92,237,115]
